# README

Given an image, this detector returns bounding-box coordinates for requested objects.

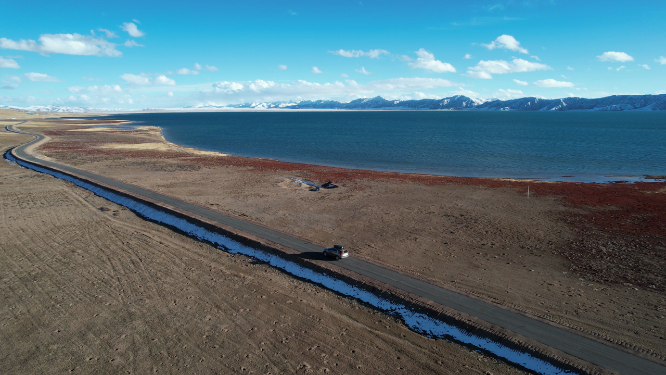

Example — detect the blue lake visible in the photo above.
[94,111,666,182]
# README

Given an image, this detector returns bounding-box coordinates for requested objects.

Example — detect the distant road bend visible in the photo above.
[7,124,666,375]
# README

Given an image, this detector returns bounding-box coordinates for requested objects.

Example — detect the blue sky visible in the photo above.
[1,0,665,109]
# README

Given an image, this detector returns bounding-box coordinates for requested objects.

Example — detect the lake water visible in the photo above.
[93,111,666,182]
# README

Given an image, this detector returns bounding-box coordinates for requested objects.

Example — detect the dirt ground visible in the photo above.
[3,114,666,371]
[1,119,531,374]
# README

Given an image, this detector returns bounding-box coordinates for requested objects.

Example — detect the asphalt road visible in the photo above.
[8,124,666,375]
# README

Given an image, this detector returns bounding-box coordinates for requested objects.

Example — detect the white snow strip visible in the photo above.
[7,151,575,375]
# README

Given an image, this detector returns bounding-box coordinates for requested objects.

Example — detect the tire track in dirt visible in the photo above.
[42,180,293,372]
[55,188,222,370]
[2,175,228,371]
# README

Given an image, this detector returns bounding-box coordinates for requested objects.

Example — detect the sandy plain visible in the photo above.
[2,113,666,373]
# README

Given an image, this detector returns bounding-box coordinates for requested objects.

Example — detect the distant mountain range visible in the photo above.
[221,94,666,111]
[473,94,666,111]
[3,94,666,113]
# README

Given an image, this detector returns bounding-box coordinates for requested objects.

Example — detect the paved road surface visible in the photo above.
[8,124,666,375]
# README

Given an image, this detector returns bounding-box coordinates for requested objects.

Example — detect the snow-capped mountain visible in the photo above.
[266,94,666,111]
[183,101,297,109]
[3,94,665,112]
[288,95,483,110]
[474,94,666,111]
[228,101,298,109]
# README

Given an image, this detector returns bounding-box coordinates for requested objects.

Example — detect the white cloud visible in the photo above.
[656,90,666,95]
[6,75,21,84]
[329,49,389,58]
[533,78,574,88]
[340,73,349,78]
[205,65,218,72]
[67,84,123,94]
[213,81,245,92]
[409,48,456,73]
[567,66,574,70]
[98,85,123,94]
[120,73,151,85]
[467,58,551,79]
[597,51,634,62]
[121,22,145,38]
[176,68,199,75]
[194,63,202,70]
[513,79,528,86]
[640,64,650,70]
[278,64,287,70]
[530,55,541,61]
[312,66,322,74]
[123,40,144,49]
[656,56,666,65]
[24,72,62,82]
[97,28,118,38]
[355,67,372,75]
[54,92,135,107]
[167,92,174,97]
[616,66,625,71]
[467,70,493,79]
[481,35,528,54]
[1,75,21,89]
[154,75,175,85]
[368,77,458,91]
[464,53,472,59]
[121,73,174,86]
[1,34,121,57]
[493,89,525,100]
[0,57,20,68]
[124,40,144,48]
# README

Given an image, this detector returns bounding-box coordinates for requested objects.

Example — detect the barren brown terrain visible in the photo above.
[1,116,532,374]
[3,113,666,372]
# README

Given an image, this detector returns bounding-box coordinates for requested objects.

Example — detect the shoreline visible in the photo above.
[40,116,666,243]
[77,114,666,184]
[35,116,666,245]
[146,121,666,184]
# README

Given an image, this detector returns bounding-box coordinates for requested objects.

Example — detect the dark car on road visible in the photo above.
[323,244,349,260]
